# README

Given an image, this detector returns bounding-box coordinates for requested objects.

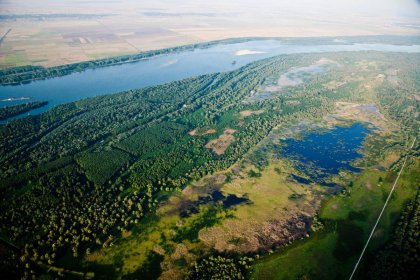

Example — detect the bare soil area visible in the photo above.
[205,128,236,155]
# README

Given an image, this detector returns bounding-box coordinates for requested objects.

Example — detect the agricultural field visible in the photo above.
[0,50,419,280]
[1,0,419,69]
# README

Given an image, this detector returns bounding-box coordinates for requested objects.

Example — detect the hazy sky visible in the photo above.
[2,0,420,18]
[1,0,419,39]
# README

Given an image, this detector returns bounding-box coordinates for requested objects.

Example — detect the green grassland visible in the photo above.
[251,156,419,280]
[3,52,28,68]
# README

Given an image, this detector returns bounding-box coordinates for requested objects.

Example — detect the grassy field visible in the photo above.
[251,157,419,280]
[84,153,323,279]
[88,149,419,279]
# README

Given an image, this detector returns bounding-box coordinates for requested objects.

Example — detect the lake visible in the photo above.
[1,39,419,120]
[281,123,370,182]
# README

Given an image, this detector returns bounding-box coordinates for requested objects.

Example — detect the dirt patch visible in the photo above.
[199,211,315,253]
[381,153,400,169]
[171,244,190,260]
[224,128,236,134]
[189,128,217,136]
[365,181,372,190]
[285,100,300,105]
[240,110,265,118]
[188,129,197,136]
[203,129,217,135]
[214,173,227,184]
[205,129,236,155]
[324,80,347,90]
[328,102,391,131]
[153,244,166,256]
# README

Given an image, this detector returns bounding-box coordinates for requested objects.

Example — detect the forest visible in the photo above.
[0,51,419,279]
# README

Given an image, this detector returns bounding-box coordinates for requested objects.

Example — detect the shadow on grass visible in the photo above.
[122,252,163,280]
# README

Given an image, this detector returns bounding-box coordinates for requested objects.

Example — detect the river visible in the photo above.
[1,39,419,120]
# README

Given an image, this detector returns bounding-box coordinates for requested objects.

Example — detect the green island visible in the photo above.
[0,101,48,121]
[0,50,419,280]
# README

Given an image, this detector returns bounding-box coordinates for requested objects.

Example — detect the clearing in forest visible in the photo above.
[188,128,217,136]
[205,129,237,155]
[239,110,265,118]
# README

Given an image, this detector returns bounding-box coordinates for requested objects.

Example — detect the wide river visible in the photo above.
[1,39,419,120]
